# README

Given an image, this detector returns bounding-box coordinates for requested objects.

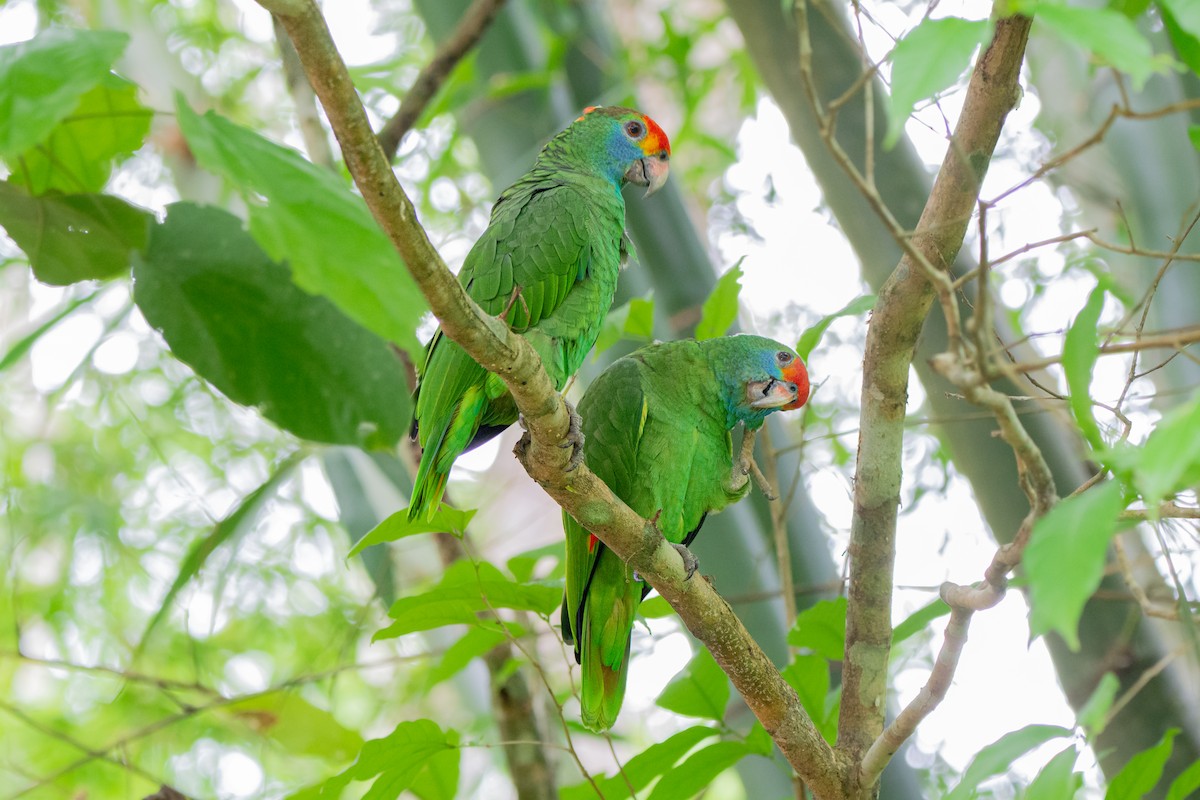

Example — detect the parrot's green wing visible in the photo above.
[409,174,625,521]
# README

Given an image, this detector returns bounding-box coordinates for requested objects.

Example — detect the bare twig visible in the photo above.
[273,14,335,167]
[377,0,509,160]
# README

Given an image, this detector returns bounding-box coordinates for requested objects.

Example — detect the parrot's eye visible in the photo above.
[777,351,792,364]
[624,120,645,138]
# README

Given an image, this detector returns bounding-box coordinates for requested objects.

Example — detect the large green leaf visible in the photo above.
[1132,392,1200,508]
[290,719,457,800]
[376,560,560,640]
[0,28,128,159]
[781,653,836,743]
[349,505,477,556]
[594,292,655,355]
[644,741,750,800]
[0,181,151,285]
[417,625,508,693]
[133,203,411,448]
[1076,672,1120,737]
[796,294,876,361]
[561,726,718,800]
[223,692,364,763]
[1161,2,1200,76]
[886,17,992,148]
[787,596,847,659]
[11,74,151,194]
[1166,757,1200,800]
[1024,746,1082,800]
[175,100,425,357]
[1106,729,1178,799]
[945,724,1073,800]
[1160,0,1200,40]
[655,646,730,722]
[1021,2,1167,88]
[1061,285,1106,450]
[694,263,742,340]
[893,597,951,645]
[1025,481,1126,649]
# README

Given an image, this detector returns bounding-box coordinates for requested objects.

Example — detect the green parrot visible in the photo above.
[408,106,671,521]
[561,334,811,731]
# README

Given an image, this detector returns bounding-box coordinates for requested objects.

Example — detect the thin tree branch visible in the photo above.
[262,1,841,795]
[272,14,335,168]
[377,0,509,160]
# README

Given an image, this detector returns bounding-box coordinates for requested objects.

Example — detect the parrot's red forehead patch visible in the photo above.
[577,105,600,121]
[640,115,671,156]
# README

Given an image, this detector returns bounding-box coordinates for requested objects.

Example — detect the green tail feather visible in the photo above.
[409,386,487,521]
[581,636,630,732]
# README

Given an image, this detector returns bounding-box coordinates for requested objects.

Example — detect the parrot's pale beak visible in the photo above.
[748,378,801,409]
[625,152,670,196]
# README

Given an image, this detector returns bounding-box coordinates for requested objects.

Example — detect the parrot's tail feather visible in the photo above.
[408,387,486,521]
[580,631,631,732]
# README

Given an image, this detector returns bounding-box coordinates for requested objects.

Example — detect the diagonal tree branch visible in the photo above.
[377,0,509,160]
[259,0,843,795]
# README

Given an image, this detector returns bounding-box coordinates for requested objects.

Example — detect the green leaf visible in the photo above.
[781,654,835,743]
[1160,0,1200,40]
[133,203,411,448]
[1025,481,1125,650]
[1132,392,1200,507]
[1161,2,1200,76]
[638,595,674,619]
[223,692,364,763]
[945,724,1073,800]
[1190,124,1200,151]
[893,598,952,645]
[409,748,460,800]
[1076,672,1120,737]
[1106,728,1179,800]
[11,74,151,194]
[656,646,730,721]
[645,741,750,800]
[886,18,991,148]
[1023,2,1166,88]
[796,294,876,361]
[1062,285,1107,449]
[694,263,743,340]
[561,726,718,800]
[376,561,560,640]
[291,719,457,800]
[595,292,655,355]
[1024,746,1082,800]
[0,28,129,159]
[419,624,508,693]
[175,100,425,358]
[744,722,773,757]
[135,453,303,654]
[787,596,847,659]
[1165,757,1200,800]
[0,181,151,285]
[349,505,477,556]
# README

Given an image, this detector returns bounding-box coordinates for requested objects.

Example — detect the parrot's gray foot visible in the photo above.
[672,543,699,581]
[561,400,585,472]
[499,284,529,322]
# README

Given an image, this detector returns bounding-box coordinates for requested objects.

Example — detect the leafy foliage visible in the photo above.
[694,262,743,340]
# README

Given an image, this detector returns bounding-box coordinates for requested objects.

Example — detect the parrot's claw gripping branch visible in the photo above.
[672,543,700,581]
[264,2,840,796]
[730,427,777,500]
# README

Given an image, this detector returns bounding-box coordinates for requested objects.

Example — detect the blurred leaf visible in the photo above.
[175,100,424,358]
[796,294,876,361]
[410,747,460,800]
[1160,0,1200,39]
[886,17,991,148]
[11,74,151,193]
[0,181,150,284]
[656,646,730,721]
[1166,757,1200,800]
[0,292,96,373]
[377,561,560,640]
[1021,2,1167,88]
[945,724,1073,800]
[1025,746,1082,800]
[1062,285,1106,449]
[744,722,773,757]
[291,719,457,800]
[0,28,128,159]
[1026,481,1125,649]
[224,692,363,763]
[595,292,655,355]
[1190,124,1200,151]
[1162,3,1200,76]
[561,726,718,800]
[694,263,743,340]
[782,654,835,743]
[349,505,477,556]
[506,540,564,583]
[638,595,674,619]
[1106,728,1178,799]
[419,624,508,692]
[1132,392,1200,508]
[1076,672,1120,737]
[893,598,951,645]
[135,453,303,654]
[134,203,410,448]
[787,596,847,659]
[645,741,750,800]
